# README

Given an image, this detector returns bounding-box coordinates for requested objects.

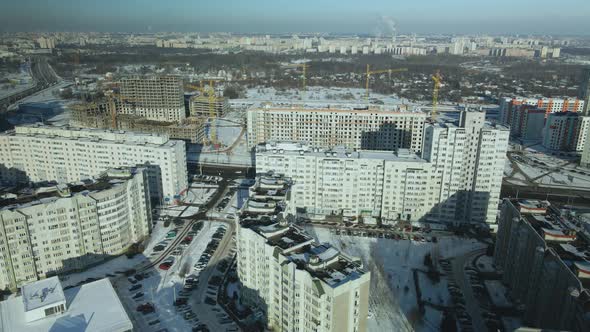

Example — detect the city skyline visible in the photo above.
[1,0,590,35]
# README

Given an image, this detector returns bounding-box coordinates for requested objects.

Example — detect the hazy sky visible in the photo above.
[1,0,589,35]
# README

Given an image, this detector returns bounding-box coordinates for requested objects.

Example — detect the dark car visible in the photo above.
[132,292,144,299]
[137,302,155,313]
[129,284,142,292]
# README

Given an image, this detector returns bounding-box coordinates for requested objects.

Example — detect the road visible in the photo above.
[501,181,590,206]
[451,248,487,332]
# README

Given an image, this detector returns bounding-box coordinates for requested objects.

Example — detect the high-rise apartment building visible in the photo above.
[422,111,509,224]
[0,124,187,201]
[499,97,585,125]
[247,105,427,152]
[119,76,186,122]
[582,130,590,168]
[509,107,546,141]
[579,68,590,116]
[494,199,590,332]
[257,111,509,225]
[237,173,370,332]
[542,112,590,152]
[0,167,152,290]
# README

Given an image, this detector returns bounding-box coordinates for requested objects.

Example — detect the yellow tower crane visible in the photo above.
[431,70,442,121]
[284,63,309,98]
[104,91,138,129]
[365,64,407,103]
[188,79,224,146]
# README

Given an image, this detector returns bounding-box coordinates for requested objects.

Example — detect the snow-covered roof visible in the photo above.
[0,278,133,332]
[22,276,65,312]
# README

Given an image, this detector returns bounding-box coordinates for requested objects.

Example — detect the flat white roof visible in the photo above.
[0,278,133,332]
[22,276,65,312]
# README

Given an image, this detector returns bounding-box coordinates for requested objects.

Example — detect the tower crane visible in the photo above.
[187,79,224,146]
[365,64,407,102]
[284,63,309,98]
[431,70,442,121]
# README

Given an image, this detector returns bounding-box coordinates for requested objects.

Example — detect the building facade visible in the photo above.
[542,112,590,152]
[189,95,230,118]
[257,111,509,225]
[237,173,370,332]
[494,199,590,332]
[509,107,546,141]
[119,76,186,122]
[0,167,152,290]
[499,97,585,125]
[422,111,509,224]
[0,124,188,201]
[247,105,427,153]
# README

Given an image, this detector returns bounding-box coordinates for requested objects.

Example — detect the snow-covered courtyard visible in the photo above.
[306,226,486,332]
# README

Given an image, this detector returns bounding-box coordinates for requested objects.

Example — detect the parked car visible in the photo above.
[129,284,142,292]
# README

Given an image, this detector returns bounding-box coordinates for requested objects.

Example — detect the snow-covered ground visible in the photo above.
[7,81,75,126]
[306,226,485,332]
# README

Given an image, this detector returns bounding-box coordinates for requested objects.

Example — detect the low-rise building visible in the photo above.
[0,167,151,290]
[494,199,590,332]
[0,276,133,332]
[237,173,370,332]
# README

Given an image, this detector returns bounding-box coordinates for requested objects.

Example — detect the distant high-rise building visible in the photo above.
[119,76,186,122]
[509,106,546,141]
[579,68,590,116]
[499,97,585,125]
[542,112,590,152]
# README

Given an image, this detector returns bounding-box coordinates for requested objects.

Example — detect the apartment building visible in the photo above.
[542,112,590,152]
[582,131,590,168]
[494,199,590,332]
[0,167,152,290]
[237,173,370,332]
[0,124,188,201]
[189,95,230,118]
[247,105,427,152]
[71,102,205,143]
[422,111,509,224]
[579,68,590,116]
[509,107,546,141]
[257,111,509,225]
[119,76,186,122]
[499,97,585,125]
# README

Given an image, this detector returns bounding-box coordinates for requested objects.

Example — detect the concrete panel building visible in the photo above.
[542,112,590,152]
[0,124,187,201]
[509,107,546,141]
[119,75,186,122]
[247,105,427,153]
[0,167,152,290]
[237,173,370,332]
[499,97,585,125]
[189,95,230,118]
[494,199,590,332]
[257,111,509,226]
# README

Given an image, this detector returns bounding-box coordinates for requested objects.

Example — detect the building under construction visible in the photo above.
[189,94,230,118]
[71,101,204,143]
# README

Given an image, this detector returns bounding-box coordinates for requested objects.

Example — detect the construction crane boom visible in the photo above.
[431,70,442,121]
[365,64,407,102]
[284,63,309,96]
